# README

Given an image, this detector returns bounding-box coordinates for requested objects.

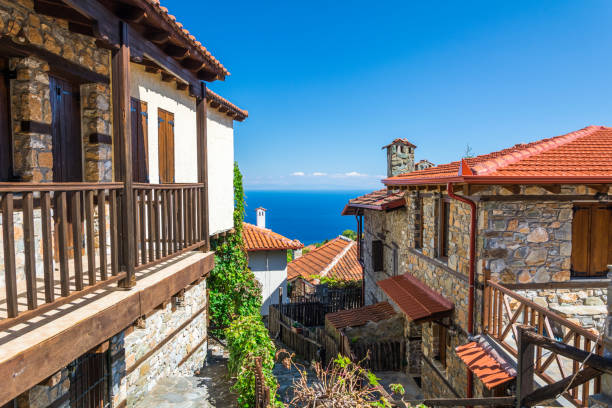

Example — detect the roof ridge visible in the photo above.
[318,240,355,280]
[243,222,302,247]
[471,125,602,175]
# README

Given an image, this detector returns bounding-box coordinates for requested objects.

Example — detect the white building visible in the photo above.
[243,210,303,315]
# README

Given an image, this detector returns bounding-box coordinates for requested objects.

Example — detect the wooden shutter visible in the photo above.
[158,109,175,183]
[130,98,149,182]
[571,204,612,278]
[439,200,450,258]
[50,76,82,182]
[0,59,11,181]
[372,240,383,272]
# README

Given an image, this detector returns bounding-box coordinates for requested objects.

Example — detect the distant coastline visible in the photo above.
[243,190,369,245]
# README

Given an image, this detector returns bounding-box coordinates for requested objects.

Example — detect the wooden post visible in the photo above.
[111,21,135,288]
[196,82,210,251]
[278,286,283,308]
[517,325,535,408]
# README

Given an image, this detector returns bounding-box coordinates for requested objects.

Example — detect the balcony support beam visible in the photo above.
[196,83,210,251]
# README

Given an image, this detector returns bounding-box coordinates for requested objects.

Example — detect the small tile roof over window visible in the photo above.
[341,189,405,216]
[377,273,453,323]
[206,88,248,121]
[456,336,517,389]
[287,237,362,283]
[382,139,417,149]
[326,302,397,330]
[384,126,612,185]
[242,223,303,251]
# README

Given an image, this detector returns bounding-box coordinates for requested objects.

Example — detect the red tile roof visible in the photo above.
[326,302,397,330]
[377,273,454,323]
[206,88,248,121]
[384,126,612,185]
[143,0,229,78]
[341,189,405,215]
[242,223,303,251]
[382,139,417,149]
[287,237,362,283]
[456,336,516,389]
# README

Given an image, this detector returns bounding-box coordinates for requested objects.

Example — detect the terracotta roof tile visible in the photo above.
[243,223,303,251]
[384,126,612,185]
[288,237,361,282]
[342,189,405,215]
[382,139,417,149]
[456,336,516,389]
[143,0,230,78]
[326,302,397,330]
[377,273,453,323]
[206,88,248,121]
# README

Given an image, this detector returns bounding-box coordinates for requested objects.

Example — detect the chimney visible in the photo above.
[382,139,416,177]
[256,207,266,228]
[294,248,302,259]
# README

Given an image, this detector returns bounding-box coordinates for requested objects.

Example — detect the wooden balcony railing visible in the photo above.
[0,182,208,330]
[484,280,604,407]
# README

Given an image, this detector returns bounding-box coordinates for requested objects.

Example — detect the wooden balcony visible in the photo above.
[484,279,604,407]
[0,182,208,330]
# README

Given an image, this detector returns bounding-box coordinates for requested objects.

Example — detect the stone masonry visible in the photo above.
[81,83,112,182]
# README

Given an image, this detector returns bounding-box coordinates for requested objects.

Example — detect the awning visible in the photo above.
[456,336,516,389]
[326,301,397,330]
[341,189,405,216]
[377,273,453,323]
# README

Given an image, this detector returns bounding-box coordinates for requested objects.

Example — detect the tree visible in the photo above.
[342,229,357,240]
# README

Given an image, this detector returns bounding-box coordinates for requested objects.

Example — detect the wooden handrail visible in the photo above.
[486,280,601,343]
[0,182,123,192]
[132,182,204,189]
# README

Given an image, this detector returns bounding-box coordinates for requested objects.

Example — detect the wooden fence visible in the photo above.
[254,357,270,408]
[351,340,406,371]
[292,285,362,313]
[269,305,323,363]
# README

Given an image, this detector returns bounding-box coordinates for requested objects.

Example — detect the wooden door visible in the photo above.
[130,98,149,182]
[571,203,612,277]
[0,58,11,181]
[50,76,82,182]
[157,108,174,183]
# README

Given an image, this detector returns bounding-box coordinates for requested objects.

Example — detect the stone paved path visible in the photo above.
[134,339,237,408]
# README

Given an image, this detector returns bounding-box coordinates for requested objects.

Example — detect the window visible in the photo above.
[50,76,82,182]
[130,98,149,182]
[157,108,175,183]
[415,196,424,249]
[0,59,12,181]
[392,245,398,276]
[438,199,451,259]
[372,240,383,272]
[571,203,612,278]
[432,323,447,368]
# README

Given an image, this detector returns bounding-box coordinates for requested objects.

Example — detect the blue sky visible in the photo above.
[169,0,612,190]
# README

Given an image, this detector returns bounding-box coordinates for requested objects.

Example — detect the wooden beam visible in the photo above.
[164,43,189,59]
[500,184,521,194]
[144,28,170,44]
[116,4,147,23]
[196,68,218,82]
[517,325,535,408]
[209,101,220,108]
[176,81,188,91]
[539,184,561,194]
[144,66,160,74]
[35,0,95,26]
[111,21,136,288]
[61,0,120,46]
[160,71,174,82]
[217,106,228,113]
[586,184,609,193]
[521,367,601,407]
[196,83,210,251]
[181,58,205,71]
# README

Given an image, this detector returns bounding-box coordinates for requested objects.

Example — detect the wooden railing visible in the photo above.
[132,183,206,271]
[0,182,208,330]
[484,280,604,407]
[0,183,123,327]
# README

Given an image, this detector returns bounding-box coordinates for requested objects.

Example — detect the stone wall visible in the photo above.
[111,277,208,407]
[81,83,112,182]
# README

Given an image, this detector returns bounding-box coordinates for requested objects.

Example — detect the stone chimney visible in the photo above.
[383,139,416,177]
[293,248,302,259]
[256,207,266,228]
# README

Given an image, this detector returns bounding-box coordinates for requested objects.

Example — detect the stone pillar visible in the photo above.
[590,264,612,407]
[10,56,53,182]
[81,83,112,182]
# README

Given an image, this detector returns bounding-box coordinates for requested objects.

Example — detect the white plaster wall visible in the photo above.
[129,63,198,183]
[206,108,234,235]
[249,250,288,315]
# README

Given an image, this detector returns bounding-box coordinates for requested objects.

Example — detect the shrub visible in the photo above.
[226,314,278,407]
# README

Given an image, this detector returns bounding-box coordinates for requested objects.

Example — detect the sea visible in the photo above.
[243,190,369,245]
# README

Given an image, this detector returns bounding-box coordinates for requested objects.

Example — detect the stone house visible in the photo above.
[243,209,303,316]
[343,127,611,404]
[0,1,247,407]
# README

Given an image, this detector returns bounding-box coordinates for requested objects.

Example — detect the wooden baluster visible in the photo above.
[595,343,602,393]
[57,192,70,296]
[85,190,96,285]
[2,193,18,317]
[188,188,194,245]
[71,191,84,291]
[133,189,140,267]
[582,337,591,405]
[147,189,155,261]
[196,187,201,242]
[139,190,146,265]
[177,188,184,249]
[572,333,580,399]
[536,312,544,370]
[23,191,37,309]
[97,189,108,280]
[41,191,54,303]
[184,188,190,246]
[154,190,161,259]
[162,189,169,257]
[523,304,529,325]
[493,288,500,337]
[173,189,179,252]
[109,189,119,276]
[483,280,490,334]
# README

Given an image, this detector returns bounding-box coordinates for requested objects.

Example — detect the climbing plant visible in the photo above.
[208,162,262,333]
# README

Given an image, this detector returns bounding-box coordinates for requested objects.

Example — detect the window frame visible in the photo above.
[437,198,451,260]
[570,203,612,278]
[0,60,12,182]
[372,239,384,272]
[415,195,424,250]
[432,323,447,369]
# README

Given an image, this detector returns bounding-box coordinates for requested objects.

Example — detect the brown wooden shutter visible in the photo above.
[0,59,11,181]
[130,98,149,182]
[372,240,383,272]
[571,207,590,277]
[158,109,175,183]
[50,76,82,182]
[589,206,611,276]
